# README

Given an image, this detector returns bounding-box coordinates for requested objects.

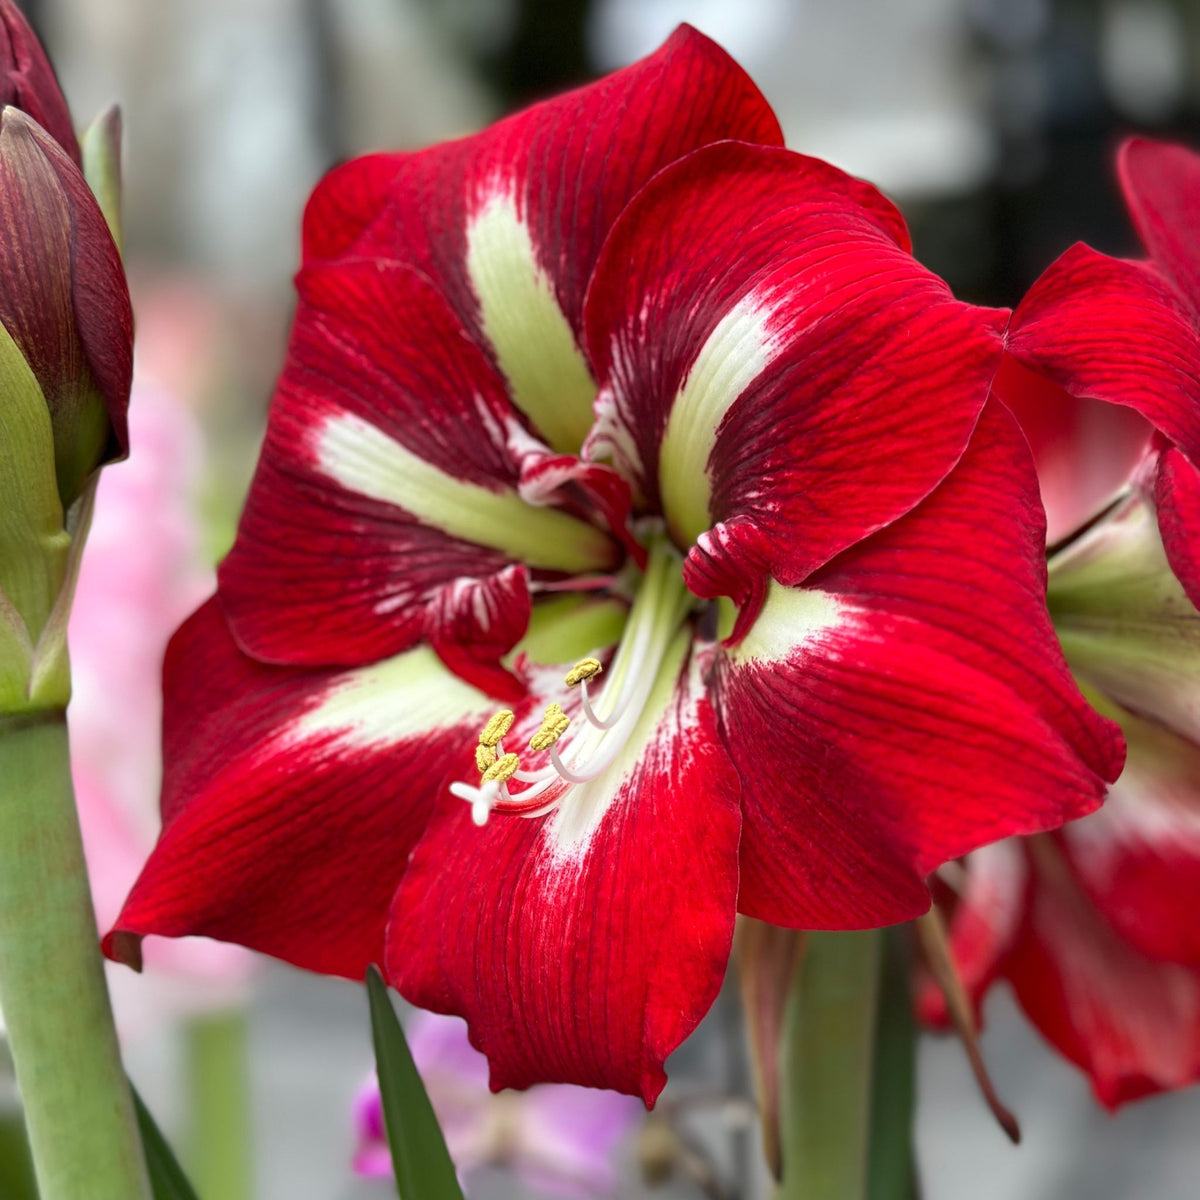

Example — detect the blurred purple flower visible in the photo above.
[354,1010,641,1196]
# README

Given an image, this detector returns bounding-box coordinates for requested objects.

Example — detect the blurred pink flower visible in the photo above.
[354,1011,641,1197]
[68,379,255,1038]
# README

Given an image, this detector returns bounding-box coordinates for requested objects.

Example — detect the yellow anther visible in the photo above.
[481,752,520,785]
[475,742,497,774]
[564,657,603,687]
[530,703,570,752]
[479,709,515,747]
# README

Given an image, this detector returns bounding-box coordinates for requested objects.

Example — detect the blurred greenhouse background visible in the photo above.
[6,0,1200,1196]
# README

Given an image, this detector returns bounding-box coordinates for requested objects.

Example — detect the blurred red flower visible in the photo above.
[925,137,1200,1108]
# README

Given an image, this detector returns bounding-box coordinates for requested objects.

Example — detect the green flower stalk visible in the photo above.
[0,5,147,1192]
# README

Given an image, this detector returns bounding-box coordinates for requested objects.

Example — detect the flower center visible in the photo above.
[449,537,693,826]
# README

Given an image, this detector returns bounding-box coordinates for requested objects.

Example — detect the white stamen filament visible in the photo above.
[454,537,692,823]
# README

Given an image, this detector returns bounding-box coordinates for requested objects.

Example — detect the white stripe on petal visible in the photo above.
[727,579,849,666]
[658,293,782,546]
[314,410,613,573]
[290,645,492,748]
[543,628,693,861]
[466,187,596,454]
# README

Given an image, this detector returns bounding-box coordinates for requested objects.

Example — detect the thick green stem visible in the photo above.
[0,714,152,1200]
[866,931,918,1200]
[776,930,882,1200]
[185,1010,254,1200]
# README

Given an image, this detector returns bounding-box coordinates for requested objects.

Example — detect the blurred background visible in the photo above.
[8,0,1200,1196]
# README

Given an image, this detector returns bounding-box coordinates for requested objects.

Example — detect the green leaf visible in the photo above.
[366,965,463,1200]
[130,1083,200,1200]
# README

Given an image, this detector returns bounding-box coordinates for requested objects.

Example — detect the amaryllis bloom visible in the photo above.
[354,1011,640,1195]
[924,136,1200,1107]
[107,28,1120,1101]
[70,382,254,1038]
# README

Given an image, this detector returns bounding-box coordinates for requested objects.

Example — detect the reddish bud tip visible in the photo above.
[0,0,79,162]
[0,107,132,505]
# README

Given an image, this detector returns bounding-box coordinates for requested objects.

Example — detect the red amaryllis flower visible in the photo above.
[107,28,1120,1102]
[923,137,1200,1108]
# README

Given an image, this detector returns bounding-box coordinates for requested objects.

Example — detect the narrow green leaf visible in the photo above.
[366,965,463,1200]
[130,1083,201,1200]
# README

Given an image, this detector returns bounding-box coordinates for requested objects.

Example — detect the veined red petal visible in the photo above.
[301,25,782,453]
[1007,243,1200,469]
[218,260,614,671]
[1118,137,1200,314]
[1060,703,1200,967]
[105,599,495,980]
[1007,838,1200,1109]
[583,140,1004,578]
[993,354,1151,546]
[386,645,741,1103]
[715,402,1122,930]
[1150,443,1200,610]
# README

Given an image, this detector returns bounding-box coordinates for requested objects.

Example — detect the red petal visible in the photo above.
[218,260,613,670]
[583,140,1004,578]
[300,25,782,342]
[1007,242,1200,469]
[302,153,402,264]
[105,599,494,979]
[386,653,741,1103]
[1150,443,1200,609]
[1007,838,1200,1108]
[716,402,1123,929]
[993,354,1151,545]
[915,842,1029,1029]
[1118,137,1200,314]
[1060,703,1200,967]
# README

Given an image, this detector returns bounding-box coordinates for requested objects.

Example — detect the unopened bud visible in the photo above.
[0,0,79,161]
[0,107,131,507]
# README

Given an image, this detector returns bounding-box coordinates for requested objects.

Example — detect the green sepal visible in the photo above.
[1050,493,1200,740]
[365,965,464,1200]
[131,1083,201,1200]
[0,317,68,712]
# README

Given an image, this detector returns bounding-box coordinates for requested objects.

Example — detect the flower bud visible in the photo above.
[0,0,79,162]
[0,106,132,507]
